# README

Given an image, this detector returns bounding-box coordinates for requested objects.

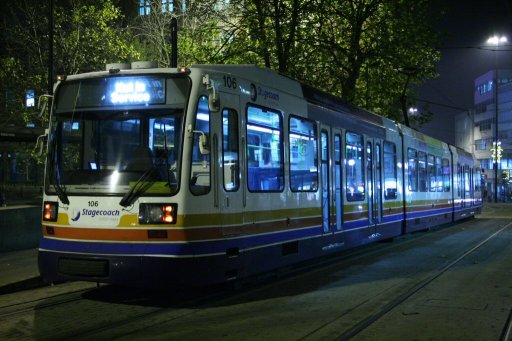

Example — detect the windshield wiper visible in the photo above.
[54,181,70,205]
[119,167,159,207]
[50,137,70,205]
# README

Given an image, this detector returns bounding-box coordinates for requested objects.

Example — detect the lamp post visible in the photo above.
[487,35,507,203]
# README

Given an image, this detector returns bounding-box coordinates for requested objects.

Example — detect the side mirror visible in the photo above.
[198,133,210,155]
[202,74,220,112]
[34,128,49,156]
[208,91,220,112]
[188,124,210,155]
[37,94,53,118]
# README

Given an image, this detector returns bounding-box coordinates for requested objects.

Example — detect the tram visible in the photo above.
[38,63,482,287]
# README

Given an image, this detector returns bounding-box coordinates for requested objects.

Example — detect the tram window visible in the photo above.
[464,165,470,193]
[457,163,462,197]
[442,158,451,192]
[246,105,284,192]
[346,131,364,201]
[435,156,442,192]
[407,148,418,192]
[289,116,318,191]
[383,141,397,200]
[152,117,179,188]
[335,134,342,227]
[222,108,240,191]
[475,168,481,192]
[418,151,427,192]
[61,121,83,173]
[190,96,211,195]
[428,154,436,192]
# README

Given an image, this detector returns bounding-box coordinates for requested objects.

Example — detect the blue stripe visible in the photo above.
[40,225,323,257]
[40,204,482,257]
[406,207,452,219]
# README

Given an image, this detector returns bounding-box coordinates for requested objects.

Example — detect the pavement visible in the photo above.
[0,202,511,295]
[0,248,44,294]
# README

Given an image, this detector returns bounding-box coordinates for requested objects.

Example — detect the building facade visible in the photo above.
[469,69,512,201]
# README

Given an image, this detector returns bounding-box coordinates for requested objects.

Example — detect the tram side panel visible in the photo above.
[450,146,482,220]
[401,127,453,232]
[378,122,405,240]
[221,79,326,280]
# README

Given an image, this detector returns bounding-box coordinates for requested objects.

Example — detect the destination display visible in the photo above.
[56,76,166,110]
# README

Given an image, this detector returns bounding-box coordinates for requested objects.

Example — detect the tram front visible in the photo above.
[38,68,192,286]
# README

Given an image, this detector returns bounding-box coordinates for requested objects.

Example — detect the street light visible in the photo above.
[487,35,507,202]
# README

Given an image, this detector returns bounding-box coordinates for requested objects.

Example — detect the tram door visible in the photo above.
[321,129,331,233]
[321,127,341,234]
[216,92,245,236]
[366,138,383,230]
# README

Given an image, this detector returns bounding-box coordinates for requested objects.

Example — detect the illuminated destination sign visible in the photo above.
[107,77,165,105]
[55,76,169,111]
[111,80,151,104]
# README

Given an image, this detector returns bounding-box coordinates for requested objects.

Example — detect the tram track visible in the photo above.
[332,220,512,340]
[58,218,506,340]
[1,217,509,340]
[501,309,512,341]
[0,285,94,320]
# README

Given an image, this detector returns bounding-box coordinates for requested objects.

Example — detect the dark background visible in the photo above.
[417,0,512,143]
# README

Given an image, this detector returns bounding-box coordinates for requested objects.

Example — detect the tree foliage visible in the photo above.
[0,0,444,128]
[130,0,250,66]
[0,0,141,131]
[257,0,442,122]
[217,0,442,122]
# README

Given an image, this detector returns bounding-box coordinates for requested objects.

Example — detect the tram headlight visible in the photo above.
[43,201,58,222]
[139,203,177,224]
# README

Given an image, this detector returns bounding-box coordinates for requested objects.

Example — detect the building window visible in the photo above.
[477,80,493,95]
[139,0,151,16]
[162,0,174,12]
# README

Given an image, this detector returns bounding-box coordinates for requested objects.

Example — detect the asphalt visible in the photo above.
[0,202,510,295]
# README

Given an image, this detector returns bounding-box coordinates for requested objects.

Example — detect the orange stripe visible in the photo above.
[42,216,323,242]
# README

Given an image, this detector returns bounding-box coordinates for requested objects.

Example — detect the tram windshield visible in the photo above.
[46,76,189,198]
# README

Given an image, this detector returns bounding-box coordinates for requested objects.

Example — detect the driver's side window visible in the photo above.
[189,96,211,195]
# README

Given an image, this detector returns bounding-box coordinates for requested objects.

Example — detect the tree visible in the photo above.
[307,0,442,121]
[0,0,141,131]
[130,0,242,66]
[225,0,442,122]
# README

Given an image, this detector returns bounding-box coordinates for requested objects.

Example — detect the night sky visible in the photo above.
[417,0,512,144]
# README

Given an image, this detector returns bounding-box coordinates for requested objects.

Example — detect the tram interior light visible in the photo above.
[43,201,58,222]
[139,203,177,224]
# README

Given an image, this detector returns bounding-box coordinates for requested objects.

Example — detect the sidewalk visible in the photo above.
[478,202,512,219]
[0,248,43,294]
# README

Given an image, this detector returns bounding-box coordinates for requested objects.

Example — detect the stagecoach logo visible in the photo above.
[81,208,121,218]
[69,208,120,222]
[71,209,80,222]
[250,83,279,102]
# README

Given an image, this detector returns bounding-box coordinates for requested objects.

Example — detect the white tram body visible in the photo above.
[38,64,482,286]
